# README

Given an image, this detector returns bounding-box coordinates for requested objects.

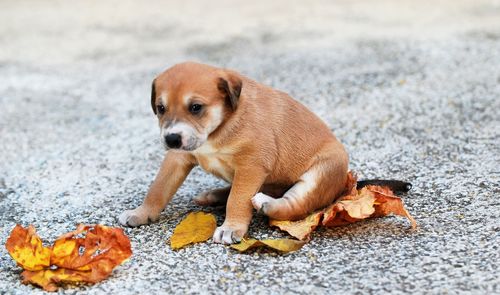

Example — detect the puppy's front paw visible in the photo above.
[118,207,158,227]
[213,222,248,244]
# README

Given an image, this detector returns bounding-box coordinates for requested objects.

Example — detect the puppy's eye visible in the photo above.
[189,103,203,115]
[157,105,166,115]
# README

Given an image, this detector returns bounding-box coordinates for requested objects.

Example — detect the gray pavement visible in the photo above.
[0,0,499,294]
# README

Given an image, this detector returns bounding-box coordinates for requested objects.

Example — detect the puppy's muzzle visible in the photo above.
[164,133,182,149]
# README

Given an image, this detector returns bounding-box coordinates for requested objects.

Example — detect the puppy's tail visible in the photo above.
[357,179,412,193]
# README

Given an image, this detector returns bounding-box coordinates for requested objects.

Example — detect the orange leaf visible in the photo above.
[170,212,217,250]
[231,238,305,253]
[322,183,416,229]
[5,224,132,292]
[343,171,358,198]
[5,225,51,271]
[367,185,417,229]
[270,210,323,240]
[21,268,89,292]
[322,187,376,226]
[50,225,132,277]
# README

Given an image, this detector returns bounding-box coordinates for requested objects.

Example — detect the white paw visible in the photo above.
[118,207,158,227]
[212,222,247,244]
[251,192,274,212]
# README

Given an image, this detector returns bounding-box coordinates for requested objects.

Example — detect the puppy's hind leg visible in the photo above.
[252,148,348,221]
[193,186,231,206]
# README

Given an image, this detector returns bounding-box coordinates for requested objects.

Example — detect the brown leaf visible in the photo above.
[268,171,360,239]
[231,238,305,253]
[368,185,417,229]
[322,187,376,226]
[170,212,217,250]
[269,210,323,240]
[343,171,358,198]
[322,183,416,229]
[5,225,51,271]
[269,172,416,238]
[5,224,132,292]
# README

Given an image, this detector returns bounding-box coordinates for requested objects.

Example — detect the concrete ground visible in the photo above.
[1,0,499,294]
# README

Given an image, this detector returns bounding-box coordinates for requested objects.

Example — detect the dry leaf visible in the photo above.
[322,187,377,226]
[269,210,323,240]
[342,171,358,198]
[5,224,132,292]
[21,269,91,292]
[170,212,216,249]
[231,238,305,253]
[271,171,416,238]
[368,185,417,229]
[268,171,359,240]
[322,185,416,228]
[5,225,51,271]
[49,224,132,276]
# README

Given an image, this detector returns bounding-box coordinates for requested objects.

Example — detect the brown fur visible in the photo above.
[119,62,349,244]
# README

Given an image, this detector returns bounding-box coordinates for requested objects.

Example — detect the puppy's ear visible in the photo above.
[151,79,157,115]
[217,73,242,111]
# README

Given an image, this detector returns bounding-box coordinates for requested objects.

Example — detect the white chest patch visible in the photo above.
[207,157,233,182]
[194,142,219,155]
[193,142,235,182]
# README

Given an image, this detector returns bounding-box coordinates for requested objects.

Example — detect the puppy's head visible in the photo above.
[151,62,242,151]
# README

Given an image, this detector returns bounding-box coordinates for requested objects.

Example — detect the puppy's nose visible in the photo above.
[165,133,182,149]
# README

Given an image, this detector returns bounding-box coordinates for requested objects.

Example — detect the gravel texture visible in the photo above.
[1,0,499,294]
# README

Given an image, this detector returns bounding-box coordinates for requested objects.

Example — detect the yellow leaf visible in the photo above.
[5,224,132,292]
[21,268,88,292]
[170,212,217,250]
[5,225,51,271]
[270,210,323,240]
[231,238,305,253]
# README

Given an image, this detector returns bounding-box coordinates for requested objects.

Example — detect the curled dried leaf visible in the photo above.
[5,225,51,271]
[343,171,358,198]
[322,184,416,229]
[270,210,323,240]
[50,225,133,277]
[5,224,132,292]
[21,269,89,292]
[231,238,305,253]
[322,187,376,226]
[368,185,417,229]
[170,212,217,250]
[268,171,416,239]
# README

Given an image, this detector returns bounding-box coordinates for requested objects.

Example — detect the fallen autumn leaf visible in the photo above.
[5,225,51,271]
[368,185,417,229]
[5,224,132,292]
[231,238,305,253]
[271,171,417,239]
[269,211,323,240]
[322,187,378,226]
[170,212,217,250]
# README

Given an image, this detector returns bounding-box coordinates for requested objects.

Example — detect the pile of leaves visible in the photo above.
[5,224,132,292]
[171,172,416,252]
[270,172,416,241]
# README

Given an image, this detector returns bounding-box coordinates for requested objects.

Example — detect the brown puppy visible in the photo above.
[118,62,349,244]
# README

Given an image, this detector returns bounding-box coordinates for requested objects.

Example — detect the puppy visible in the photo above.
[118,62,408,244]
